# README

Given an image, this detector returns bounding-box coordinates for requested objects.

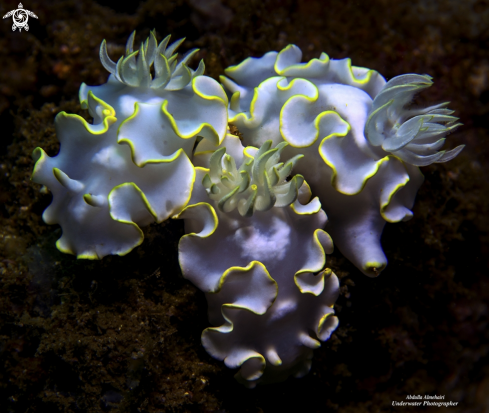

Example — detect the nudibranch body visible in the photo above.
[221,45,463,276]
[31,31,227,258]
[30,31,466,388]
[176,136,340,387]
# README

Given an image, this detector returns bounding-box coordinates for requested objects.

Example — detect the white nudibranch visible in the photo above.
[365,74,464,166]
[30,31,465,387]
[31,31,227,258]
[176,136,340,387]
[203,140,304,216]
[220,44,465,276]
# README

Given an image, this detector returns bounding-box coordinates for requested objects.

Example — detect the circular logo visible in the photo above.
[12,9,28,29]
[3,3,38,32]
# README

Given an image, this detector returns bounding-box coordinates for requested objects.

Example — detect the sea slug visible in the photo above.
[31,31,227,258]
[221,45,463,275]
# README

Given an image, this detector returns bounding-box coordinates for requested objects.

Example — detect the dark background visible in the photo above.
[0,0,488,412]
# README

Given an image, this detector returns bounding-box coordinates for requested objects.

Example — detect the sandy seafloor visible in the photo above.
[0,0,488,411]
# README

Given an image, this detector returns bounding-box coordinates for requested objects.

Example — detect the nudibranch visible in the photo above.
[176,136,340,387]
[31,31,227,258]
[221,45,464,276]
[29,30,465,388]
